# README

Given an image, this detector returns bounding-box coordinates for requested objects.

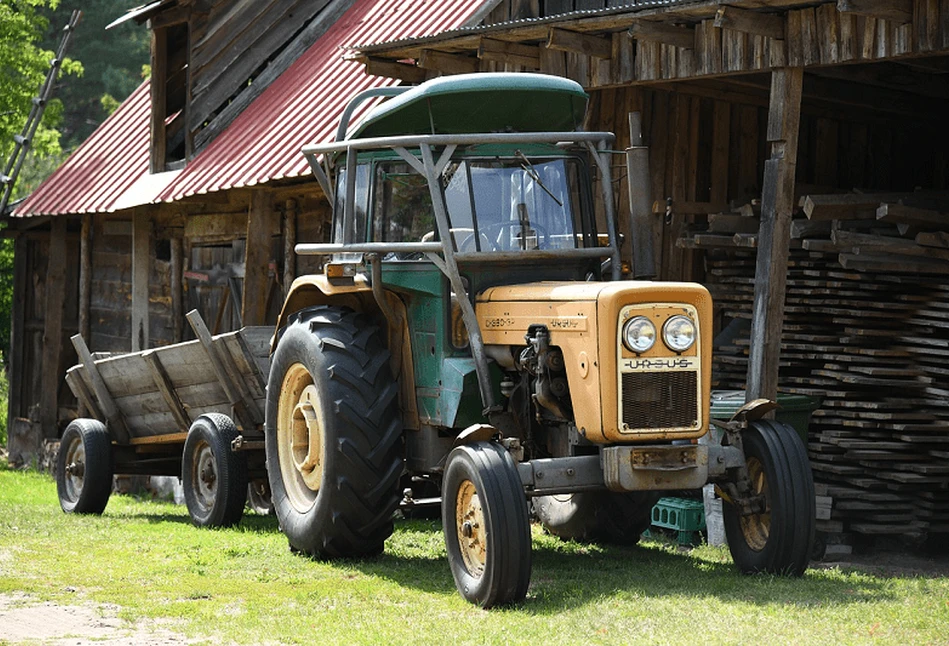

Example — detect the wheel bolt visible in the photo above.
[462,521,473,537]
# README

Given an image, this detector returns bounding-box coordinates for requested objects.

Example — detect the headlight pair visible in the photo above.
[622,314,696,354]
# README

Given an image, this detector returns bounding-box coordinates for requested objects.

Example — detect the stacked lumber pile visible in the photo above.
[681,190,949,542]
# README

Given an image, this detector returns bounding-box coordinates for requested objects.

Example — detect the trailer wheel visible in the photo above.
[266,306,403,557]
[442,442,531,608]
[723,419,815,576]
[534,491,658,545]
[182,414,248,528]
[57,419,113,515]
[247,479,273,515]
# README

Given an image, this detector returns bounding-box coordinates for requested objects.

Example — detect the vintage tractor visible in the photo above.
[266,72,815,607]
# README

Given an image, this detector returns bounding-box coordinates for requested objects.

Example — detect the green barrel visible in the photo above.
[709,390,819,444]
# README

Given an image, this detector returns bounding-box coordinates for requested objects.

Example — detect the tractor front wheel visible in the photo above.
[442,442,532,608]
[723,419,815,576]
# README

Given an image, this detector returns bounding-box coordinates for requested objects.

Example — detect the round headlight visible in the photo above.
[623,316,656,353]
[663,315,696,352]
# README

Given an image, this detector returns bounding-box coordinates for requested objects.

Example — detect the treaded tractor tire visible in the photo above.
[182,413,248,528]
[57,418,113,515]
[265,306,403,558]
[723,419,815,576]
[442,441,532,608]
[534,491,659,545]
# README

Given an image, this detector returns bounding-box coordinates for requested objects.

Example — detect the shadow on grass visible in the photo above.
[341,518,897,611]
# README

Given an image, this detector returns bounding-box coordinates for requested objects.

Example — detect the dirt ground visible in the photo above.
[0,593,195,645]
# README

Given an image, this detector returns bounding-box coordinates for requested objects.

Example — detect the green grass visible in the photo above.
[1,464,947,645]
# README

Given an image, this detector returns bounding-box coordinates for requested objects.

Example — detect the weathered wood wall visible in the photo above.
[586,82,949,281]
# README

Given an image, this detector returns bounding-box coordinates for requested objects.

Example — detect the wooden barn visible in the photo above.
[351,0,949,545]
[6,0,949,546]
[1,0,496,464]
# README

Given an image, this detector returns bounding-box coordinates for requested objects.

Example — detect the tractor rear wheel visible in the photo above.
[266,306,403,557]
[57,419,113,515]
[723,419,815,576]
[442,441,532,608]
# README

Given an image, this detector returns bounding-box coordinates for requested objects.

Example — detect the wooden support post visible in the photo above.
[132,209,150,352]
[746,67,803,404]
[283,199,297,299]
[79,214,92,343]
[7,235,27,434]
[142,349,192,431]
[186,309,262,430]
[40,217,68,437]
[70,334,131,444]
[170,237,183,343]
[243,191,274,327]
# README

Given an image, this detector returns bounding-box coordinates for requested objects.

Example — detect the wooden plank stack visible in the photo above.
[682,190,949,543]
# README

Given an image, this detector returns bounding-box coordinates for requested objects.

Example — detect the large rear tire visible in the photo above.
[57,419,113,515]
[182,413,248,528]
[534,491,658,545]
[723,419,815,576]
[442,442,532,608]
[265,306,403,557]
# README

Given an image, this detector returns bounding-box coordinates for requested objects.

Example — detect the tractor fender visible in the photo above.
[273,274,375,353]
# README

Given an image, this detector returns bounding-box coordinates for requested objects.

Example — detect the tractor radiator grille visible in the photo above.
[621,371,698,430]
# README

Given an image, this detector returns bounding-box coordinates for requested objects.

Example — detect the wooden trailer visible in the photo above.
[58,310,272,527]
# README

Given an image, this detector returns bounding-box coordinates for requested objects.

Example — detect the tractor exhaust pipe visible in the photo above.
[626,112,656,279]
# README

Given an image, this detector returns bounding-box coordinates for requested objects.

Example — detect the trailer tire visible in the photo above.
[443,442,532,608]
[182,414,248,528]
[723,419,815,576]
[57,418,113,515]
[534,491,658,545]
[266,306,403,558]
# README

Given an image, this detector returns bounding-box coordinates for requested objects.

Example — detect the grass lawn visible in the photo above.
[1,463,947,645]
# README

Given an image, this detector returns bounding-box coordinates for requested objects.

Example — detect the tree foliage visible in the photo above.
[41,1,149,148]
[0,0,82,163]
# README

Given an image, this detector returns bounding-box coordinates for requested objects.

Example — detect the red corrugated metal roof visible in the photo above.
[14,0,485,217]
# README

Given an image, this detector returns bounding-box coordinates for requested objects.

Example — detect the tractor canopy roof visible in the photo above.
[348,73,589,140]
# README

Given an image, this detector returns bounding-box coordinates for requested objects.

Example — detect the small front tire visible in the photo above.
[723,419,815,576]
[57,419,113,515]
[442,442,532,608]
[182,414,248,528]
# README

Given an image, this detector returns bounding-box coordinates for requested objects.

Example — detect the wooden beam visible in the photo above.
[628,21,695,49]
[170,237,183,343]
[746,67,803,404]
[79,214,91,344]
[418,49,480,74]
[132,209,150,352]
[7,235,27,431]
[283,199,297,300]
[714,6,785,40]
[142,349,192,431]
[478,37,541,67]
[41,217,67,437]
[546,27,613,59]
[70,334,131,444]
[364,57,427,83]
[836,0,913,24]
[149,28,166,173]
[242,190,274,327]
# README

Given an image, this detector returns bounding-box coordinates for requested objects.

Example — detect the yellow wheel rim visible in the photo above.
[455,480,487,577]
[276,362,325,513]
[739,456,770,551]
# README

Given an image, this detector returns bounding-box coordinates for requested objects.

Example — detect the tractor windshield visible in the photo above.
[368,156,591,254]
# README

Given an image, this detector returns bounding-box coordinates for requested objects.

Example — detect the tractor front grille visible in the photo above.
[621,371,698,431]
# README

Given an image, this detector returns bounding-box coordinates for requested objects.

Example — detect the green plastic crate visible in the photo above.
[650,497,706,545]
